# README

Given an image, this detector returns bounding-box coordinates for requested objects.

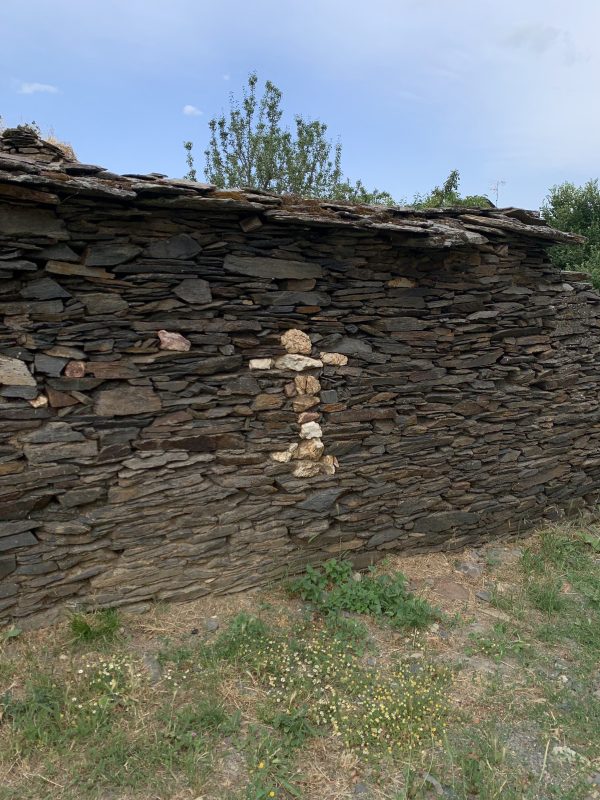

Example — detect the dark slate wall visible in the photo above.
[1,196,600,627]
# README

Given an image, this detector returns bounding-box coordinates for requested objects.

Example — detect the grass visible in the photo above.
[69,608,121,644]
[0,521,598,799]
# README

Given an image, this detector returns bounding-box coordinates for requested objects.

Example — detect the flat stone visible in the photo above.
[21,277,71,300]
[286,278,316,290]
[0,385,37,399]
[85,242,142,266]
[0,205,66,237]
[433,579,470,602]
[46,259,113,280]
[0,576,17,595]
[0,355,36,386]
[37,243,79,262]
[259,291,330,307]
[195,355,242,375]
[0,520,40,537]
[34,354,67,376]
[24,440,98,463]
[0,531,38,552]
[377,317,428,331]
[297,488,345,512]
[58,487,106,508]
[21,422,84,444]
[1,259,37,271]
[46,387,79,408]
[252,393,284,410]
[145,234,202,260]
[318,336,372,356]
[80,293,129,314]
[95,386,162,416]
[413,511,478,534]
[320,390,338,403]
[223,254,322,279]
[173,278,212,304]
[275,355,323,372]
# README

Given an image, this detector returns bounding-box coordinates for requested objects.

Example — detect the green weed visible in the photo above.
[526,578,566,614]
[466,622,534,664]
[288,559,437,629]
[69,608,121,644]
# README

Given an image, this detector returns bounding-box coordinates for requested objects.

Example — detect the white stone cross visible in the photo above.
[249,329,348,478]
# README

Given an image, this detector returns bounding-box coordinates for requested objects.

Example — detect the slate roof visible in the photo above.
[0,127,584,251]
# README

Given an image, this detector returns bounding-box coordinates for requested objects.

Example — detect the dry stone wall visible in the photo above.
[1,130,599,627]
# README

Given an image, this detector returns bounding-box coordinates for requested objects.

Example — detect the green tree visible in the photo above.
[412,169,492,209]
[184,72,393,204]
[541,179,600,287]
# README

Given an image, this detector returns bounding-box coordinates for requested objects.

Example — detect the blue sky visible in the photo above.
[1,0,598,209]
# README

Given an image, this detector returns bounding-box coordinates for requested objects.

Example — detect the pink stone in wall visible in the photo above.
[158,330,191,351]
[64,360,86,377]
[281,328,312,355]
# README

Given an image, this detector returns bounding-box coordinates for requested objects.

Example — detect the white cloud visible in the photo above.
[503,23,561,54]
[501,23,586,65]
[18,81,59,94]
[182,104,202,116]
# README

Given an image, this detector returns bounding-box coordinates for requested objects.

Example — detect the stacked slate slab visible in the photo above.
[0,127,597,628]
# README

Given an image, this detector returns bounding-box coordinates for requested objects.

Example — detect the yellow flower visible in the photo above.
[269,793,276,798]
[258,762,265,770]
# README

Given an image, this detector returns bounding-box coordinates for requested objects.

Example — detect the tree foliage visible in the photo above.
[412,169,492,209]
[184,72,393,204]
[541,179,600,287]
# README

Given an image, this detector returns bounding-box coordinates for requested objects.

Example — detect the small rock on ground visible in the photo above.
[455,561,484,578]
[433,579,470,602]
[142,653,162,684]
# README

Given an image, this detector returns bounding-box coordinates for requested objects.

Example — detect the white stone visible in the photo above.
[157,330,191,351]
[300,421,322,440]
[387,277,417,288]
[274,354,322,372]
[293,438,324,460]
[249,358,273,370]
[0,355,36,386]
[320,352,348,366]
[320,455,338,475]
[293,460,321,478]
[294,374,321,395]
[29,394,48,408]
[271,444,298,463]
[280,328,312,355]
